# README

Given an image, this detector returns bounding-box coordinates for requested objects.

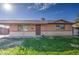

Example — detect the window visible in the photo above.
[56,24,65,30]
[18,25,28,31]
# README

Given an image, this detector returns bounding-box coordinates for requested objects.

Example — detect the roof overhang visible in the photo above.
[0,20,74,24]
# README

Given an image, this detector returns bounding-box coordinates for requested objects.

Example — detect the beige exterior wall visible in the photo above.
[41,31,72,36]
[65,24,72,30]
[41,24,73,36]
[41,24,72,31]
[9,24,18,32]
[9,32,35,37]
[9,31,72,36]
[41,24,56,31]
[9,23,73,36]
[9,24,35,32]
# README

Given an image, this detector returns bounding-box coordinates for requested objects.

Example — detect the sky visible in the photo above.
[0,3,79,21]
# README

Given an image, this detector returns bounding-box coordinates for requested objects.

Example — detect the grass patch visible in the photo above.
[0,36,79,55]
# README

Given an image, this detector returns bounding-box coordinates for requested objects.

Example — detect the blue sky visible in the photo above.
[0,3,79,21]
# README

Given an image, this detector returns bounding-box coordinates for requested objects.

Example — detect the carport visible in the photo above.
[73,23,79,35]
[0,24,9,35]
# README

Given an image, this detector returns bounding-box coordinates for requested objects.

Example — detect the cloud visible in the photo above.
[37,3,52,11]
[55,11,64,14]
[52,3,56,6]
[27,6,32,9]
[52,11,64,15]
[27,3,56,11]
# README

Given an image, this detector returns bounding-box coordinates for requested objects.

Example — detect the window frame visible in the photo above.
[56,24,65,30]
[18,24,28,31]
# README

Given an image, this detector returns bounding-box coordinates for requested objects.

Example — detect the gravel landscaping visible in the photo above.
[0,38,23,49]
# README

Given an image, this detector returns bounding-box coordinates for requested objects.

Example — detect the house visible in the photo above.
[0,19,78,37]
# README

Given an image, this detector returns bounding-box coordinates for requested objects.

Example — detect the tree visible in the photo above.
[74,13,79,27]
[75,12,79,22]
[41,18,45,21]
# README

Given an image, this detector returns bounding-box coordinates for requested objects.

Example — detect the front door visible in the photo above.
[36,24,41,35]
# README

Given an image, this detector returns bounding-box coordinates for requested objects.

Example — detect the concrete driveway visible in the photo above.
[0,37,23,49]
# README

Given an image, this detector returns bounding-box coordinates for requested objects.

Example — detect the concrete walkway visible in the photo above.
[0,38,23,49]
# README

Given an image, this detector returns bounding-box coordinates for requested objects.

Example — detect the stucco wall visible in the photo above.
[9,30,72,37]
[65,24,72,30]
[9,24,18,32]
[41,24,72,31]
[9,23,73,36]
[41,31,72,36]
[9,32,35,37]
[9,24,35,32]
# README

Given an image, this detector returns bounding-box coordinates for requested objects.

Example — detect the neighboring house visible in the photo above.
[73,22,79,35]
[0,19,78,37]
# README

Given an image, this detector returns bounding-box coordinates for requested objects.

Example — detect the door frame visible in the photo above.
[35,24,41,35]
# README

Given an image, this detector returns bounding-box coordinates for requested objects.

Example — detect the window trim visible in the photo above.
[18,25,28,31]
[56,24,65,30]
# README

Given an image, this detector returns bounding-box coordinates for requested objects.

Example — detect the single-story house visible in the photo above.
[0,19,78,37]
